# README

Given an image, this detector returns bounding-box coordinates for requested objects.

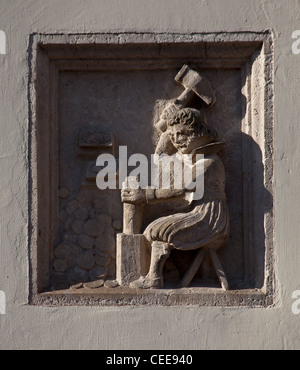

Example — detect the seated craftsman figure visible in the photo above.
[121,108,229,289]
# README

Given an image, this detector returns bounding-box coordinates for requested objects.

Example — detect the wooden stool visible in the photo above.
[180,248,229,290]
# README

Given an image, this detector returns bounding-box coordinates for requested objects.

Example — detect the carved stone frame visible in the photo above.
[28,31,274,307]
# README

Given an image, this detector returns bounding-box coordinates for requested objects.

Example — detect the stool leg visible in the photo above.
[208,249,229,291]
[180,249,206,288]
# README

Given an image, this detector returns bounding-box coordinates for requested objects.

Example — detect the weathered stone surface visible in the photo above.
[71,220,84,234]
[77,251,95,270]
[52,273,69,290]
[116,234,150,286]
[104,280,119,288]
[84,218,104,237]
[54,243,73,259]
[112,219,122,231]
[66,200,80,215]
[95,252,111,267]
[70,282,84,290]
[78,235,95,250]
[58,188,70,199]
[83,280,105,289]
[95,233,115,254]
[74,207,89,222]
[88,266,107,281]
[53,259,69,273]
[67,267,89,285]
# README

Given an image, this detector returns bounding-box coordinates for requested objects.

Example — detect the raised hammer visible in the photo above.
[157,65,216,132]
[175,64,216,108]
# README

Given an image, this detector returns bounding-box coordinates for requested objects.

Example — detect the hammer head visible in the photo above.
[175,65,216,107]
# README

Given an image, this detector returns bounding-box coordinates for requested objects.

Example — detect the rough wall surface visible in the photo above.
[0,0,299,350]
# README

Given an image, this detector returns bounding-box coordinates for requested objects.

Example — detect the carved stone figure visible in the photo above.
[121,106,230,289]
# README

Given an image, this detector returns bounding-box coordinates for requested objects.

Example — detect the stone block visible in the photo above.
[116,233,150,286]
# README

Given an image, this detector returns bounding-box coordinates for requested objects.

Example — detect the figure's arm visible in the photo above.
[146,156,218,204]
[121,156,217,205]
[145,187,186,204]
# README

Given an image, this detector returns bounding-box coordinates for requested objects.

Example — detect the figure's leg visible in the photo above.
[148,241,171,288]
[129,241,171,289]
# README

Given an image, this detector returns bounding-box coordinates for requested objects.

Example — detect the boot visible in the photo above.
[129,241,170,289]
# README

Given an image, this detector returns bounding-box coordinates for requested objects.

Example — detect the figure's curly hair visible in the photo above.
[167,108,217,140]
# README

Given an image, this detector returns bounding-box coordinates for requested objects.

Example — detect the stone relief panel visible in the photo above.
[29,32,274,307]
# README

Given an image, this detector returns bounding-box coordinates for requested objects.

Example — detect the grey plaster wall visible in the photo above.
[0,0,299,349]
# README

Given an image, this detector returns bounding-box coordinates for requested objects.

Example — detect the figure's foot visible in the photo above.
[129,276,161,289]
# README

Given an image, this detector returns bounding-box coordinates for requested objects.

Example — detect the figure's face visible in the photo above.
[168,124,208,154]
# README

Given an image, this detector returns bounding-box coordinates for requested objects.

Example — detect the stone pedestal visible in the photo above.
[116,233,150,286]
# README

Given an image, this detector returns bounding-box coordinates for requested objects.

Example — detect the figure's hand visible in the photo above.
[121,188,146,204]
[156,101,179,132]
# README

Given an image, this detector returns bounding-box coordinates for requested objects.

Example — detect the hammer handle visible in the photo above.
[174,88,195,107]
